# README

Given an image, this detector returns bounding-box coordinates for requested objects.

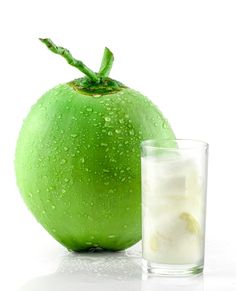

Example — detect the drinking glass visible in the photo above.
[141,139,208,276]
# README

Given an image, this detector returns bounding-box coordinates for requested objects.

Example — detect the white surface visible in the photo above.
[2,241,236,291]
[1,0,236,290]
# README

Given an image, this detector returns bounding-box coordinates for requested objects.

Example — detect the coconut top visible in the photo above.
[40,38,126,96]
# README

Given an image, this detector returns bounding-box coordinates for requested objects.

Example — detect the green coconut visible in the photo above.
[15,39,175,251]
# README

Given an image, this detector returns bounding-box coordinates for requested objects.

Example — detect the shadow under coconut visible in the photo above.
[19,249,143,291]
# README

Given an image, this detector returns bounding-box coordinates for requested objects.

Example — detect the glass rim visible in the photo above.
[141,138,209,150]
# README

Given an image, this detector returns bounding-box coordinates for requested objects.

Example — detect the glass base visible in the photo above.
[142,259,203,277]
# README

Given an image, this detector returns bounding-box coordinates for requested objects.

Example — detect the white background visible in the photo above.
[1,0,236,290]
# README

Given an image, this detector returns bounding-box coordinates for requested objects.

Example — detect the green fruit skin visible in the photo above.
[15,84,175,251]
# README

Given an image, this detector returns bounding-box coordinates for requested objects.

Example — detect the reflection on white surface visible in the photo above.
[20,250,142,291]
[20,249,204,291]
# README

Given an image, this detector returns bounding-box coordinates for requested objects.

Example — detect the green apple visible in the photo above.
[15,39,175,251]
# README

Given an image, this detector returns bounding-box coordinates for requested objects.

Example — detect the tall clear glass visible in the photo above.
[141,139,208,276]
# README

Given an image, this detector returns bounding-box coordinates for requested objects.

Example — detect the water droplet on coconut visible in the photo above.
[108,234,116,239]
[80,157,85,163]
[124,224,128,228]
[86,242,92,245]
[100,143,108,147]
[103,169,110,173]
[57,114,62,119]
[52,228,56,233]
[42,210,46,215]
[162,120,168,129]
[90,202,94,206]
[129,130,134,136]
[71,134,77,138]
[51,205,56,210]
[60,159,66,164]
[119,119,124,124]
[105,116,111,122]
[64,178,69,183]
[104,182,109,186]
[62,189,66,193]
[86,107,93,112]
[108,131,113,136]
[108,189,114,194]
[126,207,130,211]
[64,147,68,151]
[28,192,33,198]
